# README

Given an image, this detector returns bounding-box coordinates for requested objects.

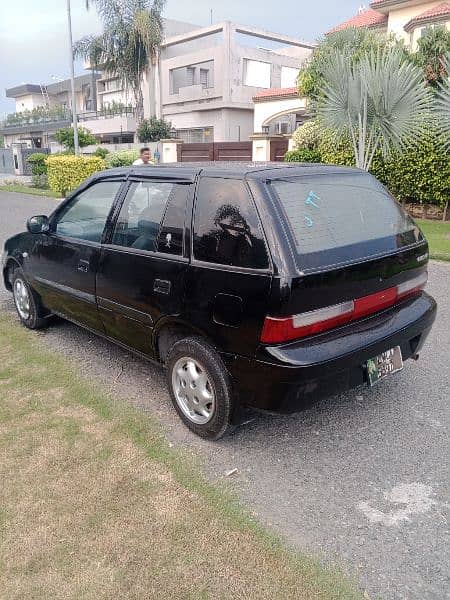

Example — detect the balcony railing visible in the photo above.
[1,104,135,130]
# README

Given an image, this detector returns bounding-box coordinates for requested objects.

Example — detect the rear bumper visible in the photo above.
[224,292,437,412]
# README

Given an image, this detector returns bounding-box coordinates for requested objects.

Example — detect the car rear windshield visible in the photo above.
[269,172,422,270]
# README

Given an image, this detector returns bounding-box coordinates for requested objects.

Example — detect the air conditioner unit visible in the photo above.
[276,122,290,135]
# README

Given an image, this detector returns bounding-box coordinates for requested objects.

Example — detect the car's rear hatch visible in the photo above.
[261,170,429,344]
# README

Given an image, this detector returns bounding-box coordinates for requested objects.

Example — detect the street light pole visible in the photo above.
[66,0,80,155]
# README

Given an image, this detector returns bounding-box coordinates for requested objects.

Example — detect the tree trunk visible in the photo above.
[133,85,144,143]
[442,200,448,222]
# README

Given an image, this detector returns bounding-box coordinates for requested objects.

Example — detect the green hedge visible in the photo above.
[27,153,48,176]
[46,156,105,196]
[286,120,450,207]
[285,148,322,163]
[105,150,141,168]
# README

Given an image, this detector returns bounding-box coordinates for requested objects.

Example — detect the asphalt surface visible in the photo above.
[1,190,449,600]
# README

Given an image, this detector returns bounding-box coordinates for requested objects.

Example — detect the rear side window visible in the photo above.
[112,181,188,254]
[156,184,188,255]
[270,173,422,270]
[193,177,269,269]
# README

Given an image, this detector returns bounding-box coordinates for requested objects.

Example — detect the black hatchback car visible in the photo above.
[2,164,436,438]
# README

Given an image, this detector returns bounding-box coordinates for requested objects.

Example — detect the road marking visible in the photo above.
[357,483,436,526]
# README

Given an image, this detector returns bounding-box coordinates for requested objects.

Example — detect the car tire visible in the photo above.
[12,268,48,330]
[166,337,234,440]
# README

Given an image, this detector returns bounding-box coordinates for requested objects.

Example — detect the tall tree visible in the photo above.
[316,47,429,171]
[75,0,166,123]
[414,26,450,88]
[297,27,410,101]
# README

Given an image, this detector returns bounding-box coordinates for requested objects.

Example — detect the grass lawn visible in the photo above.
[416,219,450,262]
[0,184,61,199]
[0,312,363,600]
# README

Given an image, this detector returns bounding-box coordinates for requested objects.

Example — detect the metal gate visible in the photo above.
[270,139,289,162]
[0,148,14,175]
[177,142,253,163]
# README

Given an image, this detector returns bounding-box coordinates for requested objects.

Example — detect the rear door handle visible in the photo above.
[77,259,90,273]
[153,279,171,295]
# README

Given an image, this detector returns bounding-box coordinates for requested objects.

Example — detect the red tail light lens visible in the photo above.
[261,271,428,344]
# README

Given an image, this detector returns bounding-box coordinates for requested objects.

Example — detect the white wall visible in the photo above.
[15,94,46,112]
[253,96,308,132]
[387,1,447,46]
[80,115,136,136]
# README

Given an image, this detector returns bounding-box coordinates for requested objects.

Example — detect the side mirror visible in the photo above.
[27,215,49,234]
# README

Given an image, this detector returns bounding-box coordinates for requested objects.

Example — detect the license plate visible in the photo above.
[366,346,403,387]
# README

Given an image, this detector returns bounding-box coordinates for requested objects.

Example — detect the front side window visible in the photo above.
[193,177,269,269]
[55,180,122,242]
[112,180,188,254]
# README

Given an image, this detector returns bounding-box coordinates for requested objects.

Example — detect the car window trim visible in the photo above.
[46,232,103,249]
[101,242,189,263]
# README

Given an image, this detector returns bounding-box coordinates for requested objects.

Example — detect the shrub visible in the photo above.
[32,174,49,189]
[27,153,48,176]
[318,130,355,167]
[376,124,450,208]
[105,149,141,168]
[46,155,105,196]
[93,146,110,159]
[55,127,97,151]
[285,148,322,163]
[285,119,449,207]
[291,121,322,150]
[137,117,171,142]
[28,153,50,189]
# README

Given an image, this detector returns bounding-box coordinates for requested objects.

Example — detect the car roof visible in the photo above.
[97,162,362,182]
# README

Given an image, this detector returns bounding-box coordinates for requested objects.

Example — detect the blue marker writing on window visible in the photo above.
[304,215,314,228]
[305,191,320,208]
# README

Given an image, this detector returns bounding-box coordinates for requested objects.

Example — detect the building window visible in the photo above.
[176,127,214,143]
[200,68,210,89]
[186,67,195,87]
[243,59,271,88]
[170,61,214,95]
[281,66,299,88]
[104,78,122,92]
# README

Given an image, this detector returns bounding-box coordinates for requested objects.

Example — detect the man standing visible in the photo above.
[133,147,152,165]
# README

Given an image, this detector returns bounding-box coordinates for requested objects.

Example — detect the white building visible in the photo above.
[1,19,314,148]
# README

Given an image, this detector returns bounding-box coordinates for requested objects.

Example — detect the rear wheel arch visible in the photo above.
[154,319,214,364]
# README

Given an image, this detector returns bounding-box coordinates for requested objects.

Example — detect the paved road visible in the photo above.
[1,191,449,600]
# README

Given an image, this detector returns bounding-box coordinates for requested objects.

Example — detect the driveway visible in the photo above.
[1,190,449,600]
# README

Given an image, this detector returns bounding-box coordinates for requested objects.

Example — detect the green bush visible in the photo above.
[46,155,105,196]
[105,149,141,168]
[27,153,50,189]
[285,148,322,163]
[377,126,450,208]
[32,174,49,189]
[55,127,97,151]
[285,119,449,207]
[291,120,322,150]
[27,153,48,176]
[317,130,355,167]
[137,116,171,142]
[93,146,110,159]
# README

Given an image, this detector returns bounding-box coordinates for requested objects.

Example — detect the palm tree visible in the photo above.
[316,47,429,171]
[75,0,166,123]
[435,54,450,149]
